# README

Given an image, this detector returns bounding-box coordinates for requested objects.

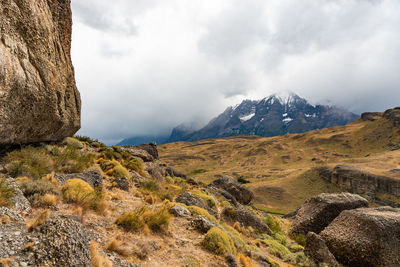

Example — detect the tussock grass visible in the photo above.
[116,205,171,233]
[202,227,236,255]
[90,242,112,267]
[26,209,50,231]
[18,179,60,207]
[124,157,146,177]
[0,178,15,207]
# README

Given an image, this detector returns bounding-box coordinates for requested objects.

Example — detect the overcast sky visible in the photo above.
[71,0,400,144]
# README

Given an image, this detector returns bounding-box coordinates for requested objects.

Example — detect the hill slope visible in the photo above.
[159,108,400,213]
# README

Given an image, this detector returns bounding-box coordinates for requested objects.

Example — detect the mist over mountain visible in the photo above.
[119,93,359,145]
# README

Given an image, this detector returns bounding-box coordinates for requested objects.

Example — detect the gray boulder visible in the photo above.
[55,171,103,189]
[290,192,368,236]
[120,146,154,162]
[0,0,81,146]
[190,215,219,233]
[304,232,338,267]
[170,204,191,218]
[175,192,215,216]
[0,216,91,266]
[209,176,254,205]
[320,206,400,267]
[137,143,159,160]
[223,205,272,234]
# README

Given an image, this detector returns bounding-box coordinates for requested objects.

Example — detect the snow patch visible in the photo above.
[283,113,288,117]
[282,117,293,123]
[240,113,255,122]
[305,113,316,118]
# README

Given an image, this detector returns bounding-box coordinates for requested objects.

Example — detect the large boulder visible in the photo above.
[209,176,254,205]
[55,171,103,189]
[320,206,400,267]
[0,216,91,266]
[290,193,368,236]
[120,146,154,162]
[222,205,272,234]
[0,0,81,146]
[175,191,215,216]
[383,107,400,127]
[304,232,338,267]
[137,143,159,160]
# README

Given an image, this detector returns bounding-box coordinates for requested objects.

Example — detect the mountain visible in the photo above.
[167,93,359,142]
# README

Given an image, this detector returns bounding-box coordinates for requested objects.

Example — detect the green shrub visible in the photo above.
[112,165,129,178]
[261,239,291,259]
[202,227,236,255]
[223,206,238,218]
[263,215,282,234]
[0,178,15,207]
[124,157,146,176]
[18,179,60,207]
[186,205,218,224]
[191,190,217,209]
[283,252,307,265]
[139,180,160,191]
[291,233,307,246]
[63,137,83,149]
[288,243,304,253]
[5,146,54,179]
[274,232,287,245]
[165,176,174,184]
[52,147,95,174]
[116,205,171,233]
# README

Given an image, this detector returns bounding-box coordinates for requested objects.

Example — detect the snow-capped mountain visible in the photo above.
[166,93,359,142]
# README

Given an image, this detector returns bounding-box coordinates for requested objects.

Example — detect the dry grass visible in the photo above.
[90,242,112,267]
[0,178,15,208]
[106,233,131,256]
[238,253,255,267]
[0,216,11,225]
[159,118,400,212]
[26,209,50,231]
[0,257,15,267]
[40,194,58,207]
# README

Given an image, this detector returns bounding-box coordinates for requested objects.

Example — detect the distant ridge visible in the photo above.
[166,93,359,142]
[118,93,359,145]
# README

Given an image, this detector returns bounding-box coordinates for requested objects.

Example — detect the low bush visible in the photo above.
[18,179,60,207]
[63,137,83,149]
[263,215,282,234]
[202,227,236,255]
[191,190,217,209]
[0,178,15,207]
[124,158,146,177]
[260,239,291,259]
[62,179,104,212]
[291,233,307,246]
[139,180,160,191]
[5,147,54,179]
[288,243,304,253]
[116,205,171,233]
[91,242,112,267]
[283,252,308,265]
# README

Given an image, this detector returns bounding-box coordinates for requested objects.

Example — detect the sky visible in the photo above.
[71,0,400,144]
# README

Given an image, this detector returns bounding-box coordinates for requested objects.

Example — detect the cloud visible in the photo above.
[71,0,400,144]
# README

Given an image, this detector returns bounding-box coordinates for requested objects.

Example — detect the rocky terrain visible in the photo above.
[0,138,315,266]
[0,0,81,146]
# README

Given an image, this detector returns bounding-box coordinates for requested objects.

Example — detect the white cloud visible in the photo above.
[71,0,400,144]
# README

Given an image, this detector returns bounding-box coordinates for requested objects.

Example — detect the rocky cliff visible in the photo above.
[0,0,80,146]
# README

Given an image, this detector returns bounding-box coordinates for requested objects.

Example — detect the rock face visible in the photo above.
[383,107,400,127]
[0,216,91,266]
[290,192,368,236]
[223,206,272,234]
[317,165,400,199]
[0,0,81,146]
[209,176,254,205]
[304,232,338,267]
[320,207,400,267]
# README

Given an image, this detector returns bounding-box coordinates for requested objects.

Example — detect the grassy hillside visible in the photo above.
[159,117,400,213]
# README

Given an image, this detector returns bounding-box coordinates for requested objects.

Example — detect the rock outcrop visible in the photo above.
[290,192,368,236]
[317,165,400,200]
[209,176,254,205]
[0,0,81,146]
[304,232,338,267]
[320,206,400,267]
